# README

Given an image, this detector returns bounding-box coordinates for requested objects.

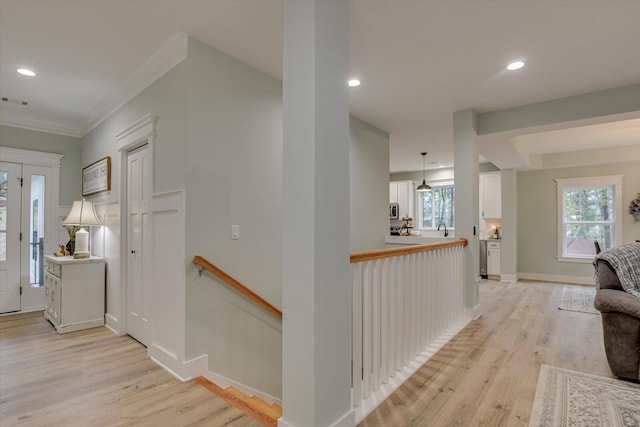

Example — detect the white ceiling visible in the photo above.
[1,0,639,172]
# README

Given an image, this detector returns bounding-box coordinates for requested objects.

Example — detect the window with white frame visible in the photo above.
[556,175,622,262]
[419,182,455,229]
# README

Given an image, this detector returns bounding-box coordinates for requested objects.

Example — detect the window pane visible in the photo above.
[30,175,45,287]
[422,192,432,227]
[565,223,612,256]
[434,186,454,228]
[0,171,7,261]
[0,171,6,232]
[564,187,614,221]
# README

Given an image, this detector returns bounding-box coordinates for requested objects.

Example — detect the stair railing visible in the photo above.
[193,256,282,320]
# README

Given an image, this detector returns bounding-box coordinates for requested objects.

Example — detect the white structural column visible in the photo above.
[500,169,518,282]
[453,109,480,311]
[281,1,353,427]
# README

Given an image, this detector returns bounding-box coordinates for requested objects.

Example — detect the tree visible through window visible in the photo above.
[556,175,622,260]
[421,185,454,229]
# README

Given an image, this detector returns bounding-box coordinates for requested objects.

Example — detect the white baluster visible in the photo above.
[372,259,381,391]
[380,257,389,383]
[351,262,363,407]
[363,261,373,398]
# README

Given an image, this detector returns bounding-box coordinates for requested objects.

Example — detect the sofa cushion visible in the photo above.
[595,288,640,319]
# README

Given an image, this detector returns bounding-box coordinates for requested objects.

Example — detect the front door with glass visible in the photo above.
[0,162,23,313]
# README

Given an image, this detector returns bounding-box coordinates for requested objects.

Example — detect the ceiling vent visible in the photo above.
[1,97,29,106]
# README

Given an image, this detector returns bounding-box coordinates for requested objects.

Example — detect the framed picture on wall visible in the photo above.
[82,156,111,196]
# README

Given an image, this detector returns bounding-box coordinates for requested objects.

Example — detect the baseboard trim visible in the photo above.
[500,274,518,283]
[202,369,281,406]
[518,272,593,285]
[278,409,354,427]
[465,304,482,320]
[148,344,208,382]
[104,313,124,335]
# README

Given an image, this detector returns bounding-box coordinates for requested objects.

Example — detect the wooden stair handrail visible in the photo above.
[350,237,469,263]
[193,256,282,320]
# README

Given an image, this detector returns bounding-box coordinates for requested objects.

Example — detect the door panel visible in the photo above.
[0,162,22,313]
[126,144,152,346]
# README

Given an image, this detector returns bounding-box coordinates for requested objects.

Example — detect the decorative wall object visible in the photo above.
[630,193,640,221]
[82,156,111,196]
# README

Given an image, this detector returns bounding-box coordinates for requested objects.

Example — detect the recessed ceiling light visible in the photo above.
[17,68,36,77]
[506,61,525,71]
[348,79,361,87]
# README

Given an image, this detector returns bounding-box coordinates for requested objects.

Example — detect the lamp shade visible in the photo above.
[63,200,101,226]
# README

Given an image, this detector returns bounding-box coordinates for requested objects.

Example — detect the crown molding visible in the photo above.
[0,31,188,139]
[81,31,188,137]
[0,109,83,137]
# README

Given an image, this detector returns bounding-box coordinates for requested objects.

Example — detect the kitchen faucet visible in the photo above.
[437,222,448,237]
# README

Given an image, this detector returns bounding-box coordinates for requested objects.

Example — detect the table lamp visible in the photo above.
[62,199,101,259]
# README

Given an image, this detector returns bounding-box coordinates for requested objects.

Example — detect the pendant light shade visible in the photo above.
[416,152,431,192]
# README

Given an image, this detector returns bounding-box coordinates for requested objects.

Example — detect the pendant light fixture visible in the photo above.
[416,152,431,192]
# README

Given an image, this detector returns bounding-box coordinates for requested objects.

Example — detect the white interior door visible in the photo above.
[0,162,23,314]
[126,144,152,346]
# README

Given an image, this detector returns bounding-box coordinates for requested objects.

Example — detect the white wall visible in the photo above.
[518,160,640,281]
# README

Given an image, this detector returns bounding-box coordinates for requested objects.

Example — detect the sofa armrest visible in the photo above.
[594,289,640,319]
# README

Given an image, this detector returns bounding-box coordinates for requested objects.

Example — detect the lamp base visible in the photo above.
[73,252,90,259]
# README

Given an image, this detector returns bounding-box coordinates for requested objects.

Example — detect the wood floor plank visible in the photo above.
[359,280,610,426]
[0,312,260,427]
[1,281,610,426]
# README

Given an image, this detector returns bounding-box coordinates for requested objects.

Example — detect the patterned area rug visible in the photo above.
[529,365,640,427]
[559,285,599,315]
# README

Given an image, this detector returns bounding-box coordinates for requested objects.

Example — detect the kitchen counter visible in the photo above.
[385,235,457,245]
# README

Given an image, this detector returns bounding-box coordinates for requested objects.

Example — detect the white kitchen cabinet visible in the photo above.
[389,180,414,219]
[487,240,501,277]
[480,172,502,219]
[44,255,105,334]
[389,182,398,203]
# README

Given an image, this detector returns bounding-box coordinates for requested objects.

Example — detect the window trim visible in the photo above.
[417,180,455,230]
[555,175,622,262]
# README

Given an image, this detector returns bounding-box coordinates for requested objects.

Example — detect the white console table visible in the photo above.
[44,255,105,334]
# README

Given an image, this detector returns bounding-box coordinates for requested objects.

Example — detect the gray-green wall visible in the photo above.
[0,125,81,205]
[183,37,283,398]
[518,160,640,278]
[81,62,187,201]
[4,35,389,400]
[350,116,389,251]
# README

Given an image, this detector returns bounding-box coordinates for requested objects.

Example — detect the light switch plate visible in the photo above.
[231,225,240,240]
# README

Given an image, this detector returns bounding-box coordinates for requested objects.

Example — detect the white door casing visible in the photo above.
[126,144,152,346]
[0,162,23,313]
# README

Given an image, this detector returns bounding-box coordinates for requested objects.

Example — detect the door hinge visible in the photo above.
[19,232,22,241]
[20,286,22,295]
[18,177,23,187]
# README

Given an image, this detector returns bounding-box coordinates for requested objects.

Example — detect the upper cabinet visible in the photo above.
[480,172,501,219]
[389,180,414,219]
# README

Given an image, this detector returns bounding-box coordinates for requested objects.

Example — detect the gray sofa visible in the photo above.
[594,258,640,381]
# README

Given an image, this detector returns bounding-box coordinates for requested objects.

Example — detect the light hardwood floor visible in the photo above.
[0,311,260,427]
[1,280,609,427]
[359,280,610,426]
